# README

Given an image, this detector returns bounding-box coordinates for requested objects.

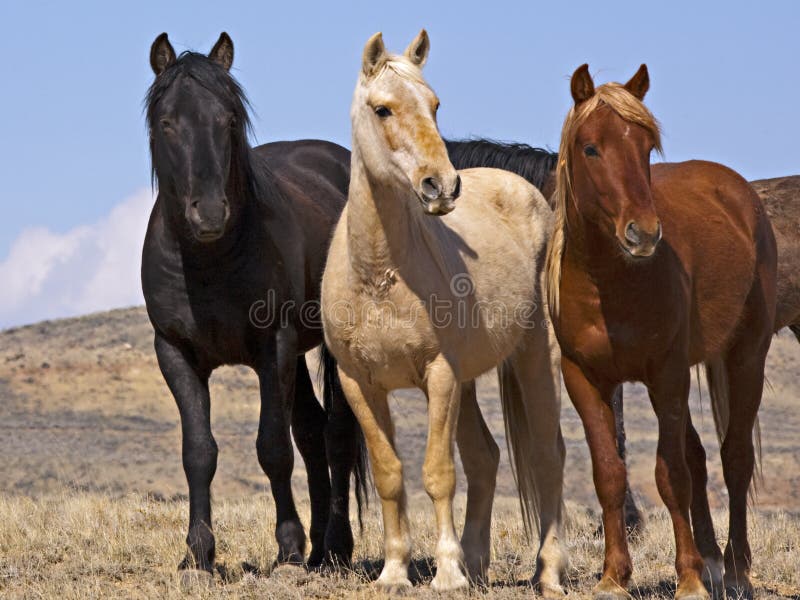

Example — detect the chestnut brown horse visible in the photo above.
[547,65,777,600]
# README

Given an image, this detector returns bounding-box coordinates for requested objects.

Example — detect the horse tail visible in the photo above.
[498,361,540,539]
[705,357,763,492]
[320,344,371,529]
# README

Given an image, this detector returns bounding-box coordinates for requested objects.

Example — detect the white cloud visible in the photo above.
[0,189,154,328]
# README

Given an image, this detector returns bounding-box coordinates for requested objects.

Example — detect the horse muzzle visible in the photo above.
[187,197,230,242]
[418,173,461,216]
[619,219,662,258]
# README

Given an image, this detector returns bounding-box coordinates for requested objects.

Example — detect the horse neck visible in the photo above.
[346,153,443,286]
[562,188,630,280]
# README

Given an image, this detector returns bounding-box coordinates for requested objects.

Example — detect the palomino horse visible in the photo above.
[321,31,566,593]
[547,65,776,599]
[142,33,368,582]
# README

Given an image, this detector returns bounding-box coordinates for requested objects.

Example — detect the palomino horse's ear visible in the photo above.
[404,29,430,67]
[624,64,649,100]
[570,64,595,105]
[150,32,176,76]
[209,32,234,71]
[362,32,386,76]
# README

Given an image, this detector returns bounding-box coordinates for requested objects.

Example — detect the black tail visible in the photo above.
[319,344,371,529]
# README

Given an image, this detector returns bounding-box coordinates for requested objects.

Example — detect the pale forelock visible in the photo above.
[364,54,427,87]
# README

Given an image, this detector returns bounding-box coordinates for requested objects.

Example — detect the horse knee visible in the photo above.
[256,435,294,479]
[423,461,456,501]
[374,457,404,500]
[182,438,218,481]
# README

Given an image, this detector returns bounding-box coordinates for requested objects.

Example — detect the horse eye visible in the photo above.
[160,118,172,130]
[584,144,599,157]
[229,117,237,129]
[375,106,392,118]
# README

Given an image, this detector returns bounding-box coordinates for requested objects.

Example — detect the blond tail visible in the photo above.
[498,361,540,539]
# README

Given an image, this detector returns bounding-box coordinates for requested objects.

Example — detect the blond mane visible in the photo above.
[545,82,663,317]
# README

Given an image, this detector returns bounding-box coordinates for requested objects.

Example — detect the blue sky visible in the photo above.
[0,0,797,327]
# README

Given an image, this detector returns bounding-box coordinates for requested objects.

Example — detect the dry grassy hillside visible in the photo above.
[0,307,798,598]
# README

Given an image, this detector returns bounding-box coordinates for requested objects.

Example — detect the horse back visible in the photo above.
[750,175,800,331]
[652,160,777,361]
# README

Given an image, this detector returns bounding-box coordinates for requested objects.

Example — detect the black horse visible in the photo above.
[142,32,368,579]
[445,139,644,533]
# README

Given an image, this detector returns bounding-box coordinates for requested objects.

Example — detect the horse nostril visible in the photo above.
[191,200,200,210]
[653,221,663,244]
[421,177,442,200]
[452,174,462,200]
[625,221,641,246]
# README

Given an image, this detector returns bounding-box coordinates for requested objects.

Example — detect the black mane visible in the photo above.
[445,138,558,191]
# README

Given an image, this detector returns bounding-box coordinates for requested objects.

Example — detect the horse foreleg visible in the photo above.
[684,413,723,596]
[154,334,217,586]
[291,356,332,567]
[337,367,411,591]
[456,380,499,586]
[562,355,631,599]
[424,357,468,592]
[256,332,305,566]
[649,366,707,600]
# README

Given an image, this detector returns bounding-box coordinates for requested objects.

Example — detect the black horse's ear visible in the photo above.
[624,64,649,101]
[570,64,595,105]
[150,33,176,76]
[362,32,386,76]
[209,32,234,71]
[404,29,430,67]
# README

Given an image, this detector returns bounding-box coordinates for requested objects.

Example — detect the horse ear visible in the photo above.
[150,32,176,76]
[624,64,649,100]
[209,32,234,71]
[570,64,595,105]
[362,32,386,76]
[404,29,430,67]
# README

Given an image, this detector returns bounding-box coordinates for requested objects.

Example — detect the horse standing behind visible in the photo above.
[141,33,367,583]
[322,31,566,594]
[547,64,776,600]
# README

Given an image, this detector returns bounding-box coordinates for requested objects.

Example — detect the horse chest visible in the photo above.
[557,274,682,382]
[331,287,435,388]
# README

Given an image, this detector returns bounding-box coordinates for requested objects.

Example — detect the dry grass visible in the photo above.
[1,309,799,598]
[0,492,798,599]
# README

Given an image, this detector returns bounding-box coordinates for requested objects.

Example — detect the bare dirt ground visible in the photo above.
[0,307,798,598]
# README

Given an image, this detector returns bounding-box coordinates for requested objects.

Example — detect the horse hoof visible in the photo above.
[430,570,469,592]
[592,577,631,600]
[375,579,413,595]
[538,582,566,599]
[178,568,213,591]
[676,578,710,600]
[270,563,312,585]
[724,581,754,600]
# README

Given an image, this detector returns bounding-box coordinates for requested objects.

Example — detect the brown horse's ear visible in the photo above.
[150,32,176,76]
[624,64,649,100]
[209,32,234,71]
[570,64,595,105]
[404,29,430,67]
[362,32,386,76]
